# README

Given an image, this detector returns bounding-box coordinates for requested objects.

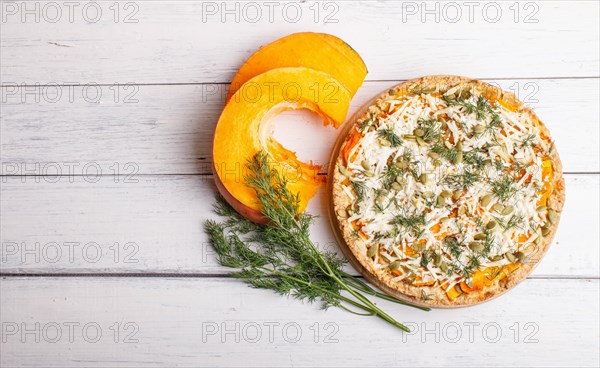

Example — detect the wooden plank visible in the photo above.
[1,1,598,84]
[1,276,598,367]
[1,79,598,175]
[1,174,597,277]
[2,1,598,366]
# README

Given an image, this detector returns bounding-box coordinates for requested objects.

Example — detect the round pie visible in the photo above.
[330,76,565,307]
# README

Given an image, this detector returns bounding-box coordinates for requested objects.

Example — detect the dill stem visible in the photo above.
[257,266,380,316]
[330,269,410,332]
[338,304,375,316]
[269,215,411,331]
[299,235,410,331]
[341,272,431,311]
[241,152,423,332]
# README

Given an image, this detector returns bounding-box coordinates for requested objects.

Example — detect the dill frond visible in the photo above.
[520,134,536,147]
[491,175,518,201]
[443,236,463,259]
[475,95,489,121]
[350,180,367,203]
[463,150,485,170]
[443,169,482,190]
[418,117,442,142]
[377,127,403,147]
[204,151,429,332]
[431,141,459,164]
[391,210,426,236]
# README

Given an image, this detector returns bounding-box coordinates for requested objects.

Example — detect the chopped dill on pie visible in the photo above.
[332,76,563,305]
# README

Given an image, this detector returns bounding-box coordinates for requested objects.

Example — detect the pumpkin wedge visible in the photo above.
[227,32,367,103]
[214,67,352,222]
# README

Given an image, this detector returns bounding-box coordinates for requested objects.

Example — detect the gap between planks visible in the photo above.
[1,273,598,280]
[1,76,598,89]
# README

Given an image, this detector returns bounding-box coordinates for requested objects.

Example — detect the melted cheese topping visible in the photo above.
[337,86,556,298]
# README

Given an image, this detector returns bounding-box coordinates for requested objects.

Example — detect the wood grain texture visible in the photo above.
[1,277,598,368]
[1,174,597,277]
[2,1,599,366]
[2,79,599,174]
[1,1,598,84]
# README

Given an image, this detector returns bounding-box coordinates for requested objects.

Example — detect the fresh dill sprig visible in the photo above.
[463,254,481,278]
[420,290,432,301]
[444,92,502,133]
[372,232,384,242]
[381,149,418,188]
[494,159,505,171]
[481,231,495,258]
[378,127,403,147]
[420,252,431,268]
[399,148,415,163]
[374,202,389,214]
[488,112,502,131]
[491,175,518,201]
[448,262,464,277]
[350,180,367,203]
[443,236,463,259]
[463,150,486,170]
[430,141,458,164]
[475,95,490,121]
[204,152,429,332]
[391,210,426,236]
[359,113,375,132]
[381,163,401,189]
[387,149,420,180]
[496,215,525,230]
[443,93,476,114]
[417,117,442,142]
[520,134,536,147]
[443,169,482,190]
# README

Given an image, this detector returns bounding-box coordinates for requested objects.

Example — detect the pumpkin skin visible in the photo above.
[226,32,367,103]
[214,67,352,222]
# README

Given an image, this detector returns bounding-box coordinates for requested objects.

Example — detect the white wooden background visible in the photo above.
[1,1,599,367]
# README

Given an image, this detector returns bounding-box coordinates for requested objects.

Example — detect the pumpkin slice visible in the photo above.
[214,67,352,222]
[537,158,554,206]
[445,284,462,301]
[227,32,367,102]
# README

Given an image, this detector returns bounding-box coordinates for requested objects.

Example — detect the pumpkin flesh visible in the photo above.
[214,67,352,222]
[227,32,367,102]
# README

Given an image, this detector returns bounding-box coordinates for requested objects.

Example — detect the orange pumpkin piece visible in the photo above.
[459,281,473,293]
[404,246,418,257]
[227,32,367,102]
[502,262,521,276]
[457,263,523,296]
[495,97,519,112]
[213,67,352,223]
[537,158,554,206]
[517,233,530,243]
[445,284,462,301]
[341,132,363,164]
[459,270,490,293]
[429,223,442,233]
[413,278,435,287]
